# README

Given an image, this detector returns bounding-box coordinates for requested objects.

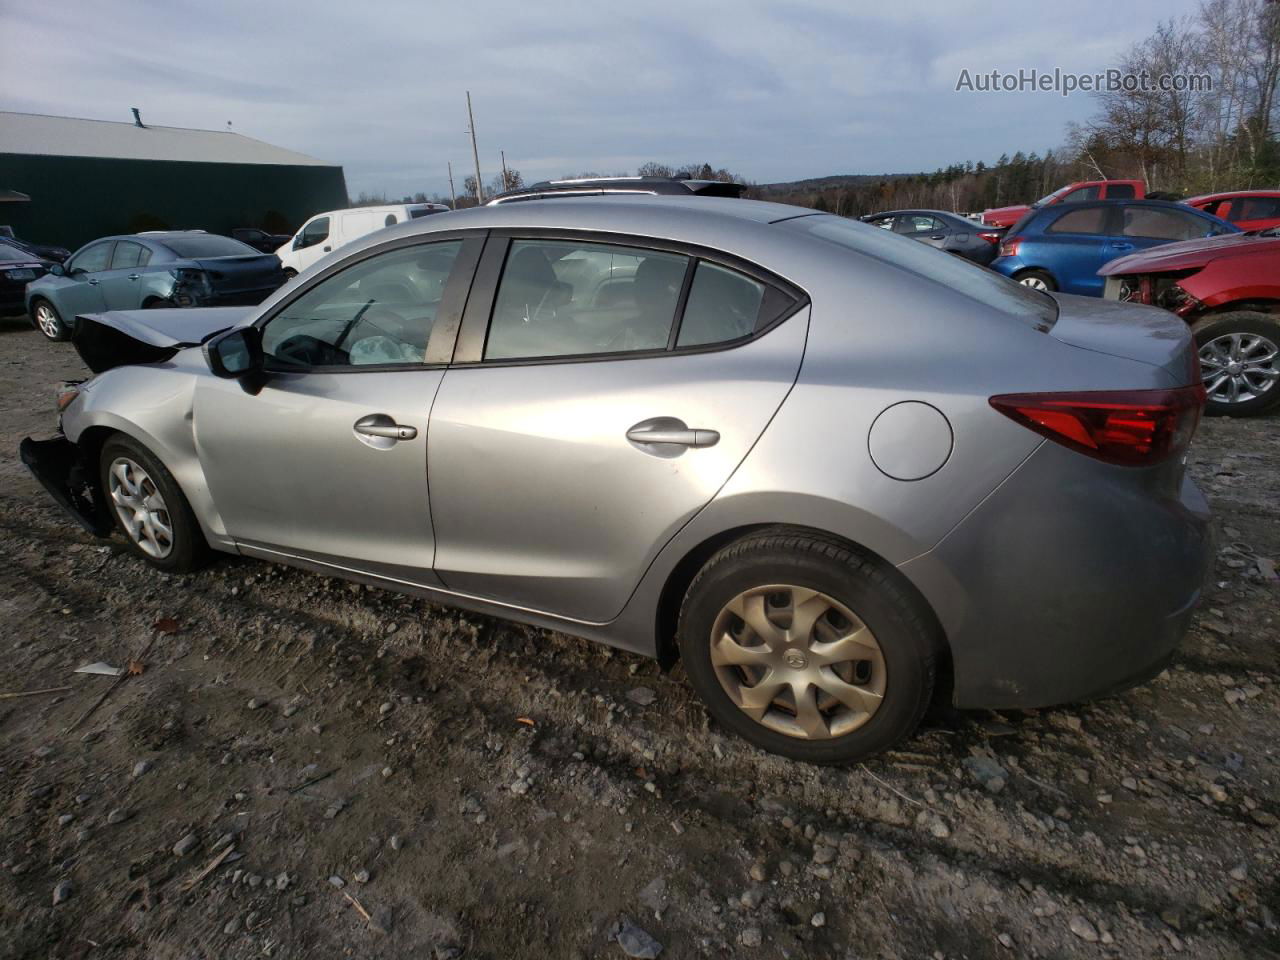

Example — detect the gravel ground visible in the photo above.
[0,319,1277,960]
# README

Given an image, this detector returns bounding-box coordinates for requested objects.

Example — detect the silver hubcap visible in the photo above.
[107,458,173,558]
[1020,276,1049,291]
[710,585,887,740]
[1200,332,1279,405]
[35,304,60,338]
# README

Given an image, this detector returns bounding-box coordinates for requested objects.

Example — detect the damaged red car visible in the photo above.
[1099,228,1280,417]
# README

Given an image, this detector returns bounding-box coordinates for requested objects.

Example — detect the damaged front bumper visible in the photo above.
[19,435,112,536]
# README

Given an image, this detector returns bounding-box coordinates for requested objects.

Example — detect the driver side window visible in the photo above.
[261,240,462,368]
[296,217,330,250]
[69,242,113,274]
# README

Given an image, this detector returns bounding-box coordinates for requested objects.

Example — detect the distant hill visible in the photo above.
[755,172,920,196]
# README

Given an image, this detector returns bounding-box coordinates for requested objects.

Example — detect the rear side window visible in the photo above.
[1105,183,1136,199]
[111,241,151,269]
[780,214,1056,328]
[676,262,765,347]
[1121,207,1207,241]
[1231,197,1280,221]
[1047,208,1109,234]
[485,240,689,360]
[162,235,257,258]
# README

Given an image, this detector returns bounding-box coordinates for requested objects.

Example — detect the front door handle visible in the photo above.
[626,418,719,457]
[127,273,140,280]
[353,413,417,445]
[87,278,100,285]
[1111,241,1135,251]
[323,245,332,252]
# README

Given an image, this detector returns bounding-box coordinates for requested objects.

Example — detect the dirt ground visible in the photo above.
[0,317,1277,960]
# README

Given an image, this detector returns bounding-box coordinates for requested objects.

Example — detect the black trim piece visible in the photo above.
[453,235,510,364]
[666,257,698,350]
[425,234,486,364]
[252,228,489,375]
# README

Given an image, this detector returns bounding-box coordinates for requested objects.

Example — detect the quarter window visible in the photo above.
[484,240,689,360]
[261,241,462,367]
[676,262,766,347]
[69,242,113,274]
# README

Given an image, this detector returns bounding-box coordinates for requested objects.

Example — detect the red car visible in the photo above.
[1098,230,1280,416]
[982,180,1146,228]
[1184,190,1280,232]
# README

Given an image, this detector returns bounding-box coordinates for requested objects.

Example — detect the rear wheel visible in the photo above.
[678,529,937,764]
[1015,269,1056,292]
[1193,312,1280,417]
[99,436,211,573]
[282,268,298,280]
[31,299,68,341]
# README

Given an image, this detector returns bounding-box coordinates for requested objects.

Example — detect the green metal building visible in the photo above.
[0,111,348,250]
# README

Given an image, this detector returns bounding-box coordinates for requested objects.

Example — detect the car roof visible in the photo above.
[1027,198,1213,218]
[868,209,976,221]
[1186,190,1280,202]
[489,176,745,204]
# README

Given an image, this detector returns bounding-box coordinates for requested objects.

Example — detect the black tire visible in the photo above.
[282,268,298,280]
[1193,312,1280,418]
[142,297,174,309]
[1014,268,1056,292]
[677,528,938,764]
[99,435,211,573]
[30,298,69,341]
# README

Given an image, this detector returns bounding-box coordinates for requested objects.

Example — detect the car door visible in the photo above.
[896,215,950,251]
[53,240,113,315]
[1038,206,1116,296]
[291,216,333,272]
[193,234,483,583]
[99,239,154,310]
[426,233,809,623]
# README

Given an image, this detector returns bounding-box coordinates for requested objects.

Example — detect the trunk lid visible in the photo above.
[1048,293,1196,384]
[192,254,283,294]
[72,307,253,373]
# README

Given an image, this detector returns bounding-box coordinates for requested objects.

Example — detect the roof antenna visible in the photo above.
[131,107,146,128]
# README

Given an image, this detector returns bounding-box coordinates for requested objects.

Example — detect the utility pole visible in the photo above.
[467,91,484,204]
[501,150,509,192]
[447,161,457,209]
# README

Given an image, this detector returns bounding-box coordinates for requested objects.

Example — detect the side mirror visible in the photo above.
[205,326,263,382]
[48,263,65,277]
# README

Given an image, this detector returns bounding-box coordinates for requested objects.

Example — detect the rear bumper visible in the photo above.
[19,435,112,536]
[900,442,1212,710]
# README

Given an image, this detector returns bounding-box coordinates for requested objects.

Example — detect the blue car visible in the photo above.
[25,231,284,341]
[991,199,1238,297]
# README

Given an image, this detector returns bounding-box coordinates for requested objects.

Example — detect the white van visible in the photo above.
[277,203,450,276]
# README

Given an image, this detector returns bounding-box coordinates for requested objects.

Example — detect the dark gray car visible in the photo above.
[862,209,1004,265]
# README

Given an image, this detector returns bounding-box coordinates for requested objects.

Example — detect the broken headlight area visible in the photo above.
[1109,271,1202,315]
[19,436,112,536]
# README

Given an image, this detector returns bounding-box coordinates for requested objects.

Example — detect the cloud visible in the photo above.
[1,0,1202,198]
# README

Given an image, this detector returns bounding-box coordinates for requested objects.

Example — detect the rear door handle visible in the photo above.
[1111,241,1134,251]
[354,414,417,442]
[626,418,720,454]
[87,278,100,285]
[127,274,140,280]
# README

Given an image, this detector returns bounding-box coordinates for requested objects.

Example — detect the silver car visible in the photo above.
[22,197,1212,764]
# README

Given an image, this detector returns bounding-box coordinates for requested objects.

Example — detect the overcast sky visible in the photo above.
[3,0,1202,199]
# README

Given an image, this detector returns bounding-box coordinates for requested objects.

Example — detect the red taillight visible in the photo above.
[989,386,1206,466]
[999,236,1022,257]
[978,231,1002,245]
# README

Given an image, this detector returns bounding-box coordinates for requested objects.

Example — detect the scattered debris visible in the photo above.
[0,685,72,699]
[74,662,124,677]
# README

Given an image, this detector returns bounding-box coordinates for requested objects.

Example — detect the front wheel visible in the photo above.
[31,299,69,341]
[677,529,937,764]
[99,436,211,572]
[1194,312,1280,417]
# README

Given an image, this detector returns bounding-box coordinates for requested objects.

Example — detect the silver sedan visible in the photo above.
[22,197,1212,763]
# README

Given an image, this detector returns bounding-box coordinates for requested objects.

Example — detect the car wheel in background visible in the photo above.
[677,528,937,764]
[143,297,174,309]
[1014,269,1056,292]
[31,299,69,341]
[282,268,298,280]
[99,435,211,573]
[1193,312,1280,417]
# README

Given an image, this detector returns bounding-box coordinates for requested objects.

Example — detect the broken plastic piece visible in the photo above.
[74,662,124,677]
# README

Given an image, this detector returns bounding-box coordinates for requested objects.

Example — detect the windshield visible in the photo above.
[160,235,259,258]
[779,214,1058,329]
[0,242,32,262]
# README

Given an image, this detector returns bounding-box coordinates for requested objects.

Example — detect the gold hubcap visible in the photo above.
[709,585,886,740]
